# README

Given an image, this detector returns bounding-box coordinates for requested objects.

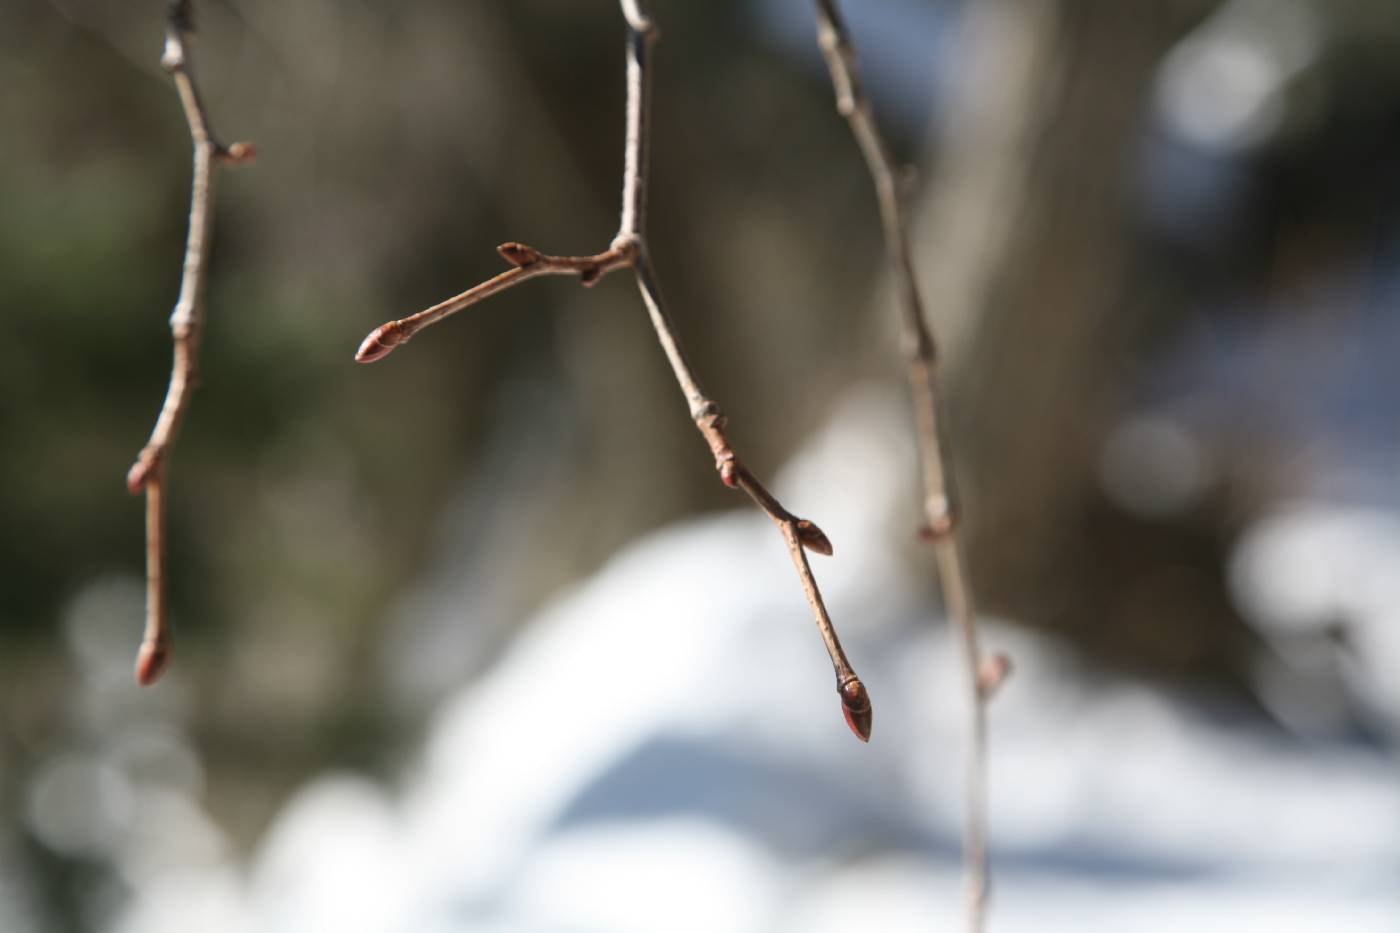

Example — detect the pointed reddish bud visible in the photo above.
[223,141,256,165]
[796,520,833,557]
[839,677,872,742]
[135,639,171,686]
[497,242,541,268]
[355,321,405,363]
[977,653,1012,699]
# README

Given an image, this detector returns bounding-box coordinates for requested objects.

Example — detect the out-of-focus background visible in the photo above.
[3,0,1400,930]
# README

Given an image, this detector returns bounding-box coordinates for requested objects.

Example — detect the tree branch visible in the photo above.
[355,0,872,741]
[354,242,634,363]
[813,0,1008,925]
[126,0,253,686]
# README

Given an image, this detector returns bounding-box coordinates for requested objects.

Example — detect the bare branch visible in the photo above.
[617,4,655,240]
[354,242,634,363]
[814,0,1002,923]
[628,246,866,738]
[779,518,871,739]
[355,0,872,741]
[615,0,869,737]
[127,0,253,686]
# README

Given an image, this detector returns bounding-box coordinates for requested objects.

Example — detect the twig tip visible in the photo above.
[135,639,171,686]
[355,321,404,363]
[839,677,872,742]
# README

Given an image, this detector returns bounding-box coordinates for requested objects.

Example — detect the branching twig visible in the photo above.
[355,243,634,363]
[357,0,872,741]
[127,0,253,686]
[813,0,1010,927]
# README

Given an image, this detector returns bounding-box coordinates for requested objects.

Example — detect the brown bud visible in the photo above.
[355,321,404,363]
[718,458,739,488]
[839,677,872,742]
[497,242,541,268]
[796,520,833,557]
[126,459,151,494]
[135,639,171,686]
[223,141,256,165]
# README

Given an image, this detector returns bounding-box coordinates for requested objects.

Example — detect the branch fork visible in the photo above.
[356,0,870,741]
[355,240,633,365]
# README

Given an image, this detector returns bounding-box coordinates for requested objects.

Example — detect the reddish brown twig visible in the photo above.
[127,0,254,686]
[814,0,1006,925]
[356,0,871,741]
[354,242,634,363]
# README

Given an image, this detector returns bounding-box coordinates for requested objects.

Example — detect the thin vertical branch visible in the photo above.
[127,0,253,686]
[813,0,1008,927]
[613,0,873,738]
[627,244,870,739]
[356,0,872,741]
[617,0,652,241]
[615,0,872,737]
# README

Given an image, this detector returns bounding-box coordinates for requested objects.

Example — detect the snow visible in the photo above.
[111,388,1400,932]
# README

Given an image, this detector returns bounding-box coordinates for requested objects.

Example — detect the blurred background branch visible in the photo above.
[812,0,997,925]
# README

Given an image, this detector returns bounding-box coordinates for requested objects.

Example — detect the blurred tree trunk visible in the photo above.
[920,0,1252,678]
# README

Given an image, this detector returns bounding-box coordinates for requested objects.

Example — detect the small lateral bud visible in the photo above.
[126,459,151,494]
[135,639,171,686]
[839,677,872,742]
[917,513,955,543]
[718,458,739,488]
[977,653,1012,699]
[223,141,256,165]
[796,519,833,557]
[497,242,541,268]
[355,321,405,363]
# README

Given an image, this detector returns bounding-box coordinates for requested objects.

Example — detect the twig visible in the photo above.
[126,0,253,686]
[355,243,633,363]
[356,0,872,741]
[813,0,1009,927]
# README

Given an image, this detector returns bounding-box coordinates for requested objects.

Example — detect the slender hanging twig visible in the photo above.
[356,0,872,741]
[127,0,254,686]
[812,0,1010,927]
